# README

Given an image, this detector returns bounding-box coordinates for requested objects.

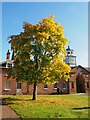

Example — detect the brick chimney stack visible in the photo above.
[6,50,10,60]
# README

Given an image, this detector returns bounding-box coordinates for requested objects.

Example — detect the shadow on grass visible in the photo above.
[0,97,32,106]
[72,107,90,110]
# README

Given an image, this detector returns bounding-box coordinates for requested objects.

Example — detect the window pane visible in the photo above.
[54,83,57,88]
[7,63,12,68]
[17,83,21,89]
[67,52,70,54]
[63,82,67,88]
[44,84,48,89]
[5,81,10,89]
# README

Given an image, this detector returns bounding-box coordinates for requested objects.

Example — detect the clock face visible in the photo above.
[64,56,76,65]
[68,56,76,64]
[69,57,75,63]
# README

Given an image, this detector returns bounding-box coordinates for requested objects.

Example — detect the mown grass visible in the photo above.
[2,94,89,119]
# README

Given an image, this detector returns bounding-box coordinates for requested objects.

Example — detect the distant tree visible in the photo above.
[8,15,71,100]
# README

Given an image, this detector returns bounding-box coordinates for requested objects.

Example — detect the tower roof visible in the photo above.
[66,46,74,51]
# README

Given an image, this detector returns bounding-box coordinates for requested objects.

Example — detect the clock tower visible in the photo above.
[64,46,76,67]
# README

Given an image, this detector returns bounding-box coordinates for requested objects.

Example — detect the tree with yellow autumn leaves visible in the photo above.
[8,15,71,100]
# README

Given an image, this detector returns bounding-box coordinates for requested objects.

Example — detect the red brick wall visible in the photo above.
[2,76,16,95]
[1,68,30,95]
[69,81,77,94]
[1,67,90,95]
[22,82,28,94]
[69,70,78,94]
[37,83,57,94]
[58,79,69,94]
[26,83,58,95]
[26,80,69,95]
[84,74,90,94]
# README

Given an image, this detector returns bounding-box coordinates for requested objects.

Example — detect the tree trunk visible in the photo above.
[32,41,38,100]
[32,82,37,100]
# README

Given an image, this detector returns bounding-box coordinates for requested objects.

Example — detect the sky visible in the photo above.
[1,2,88,67]
[1,0,89,2]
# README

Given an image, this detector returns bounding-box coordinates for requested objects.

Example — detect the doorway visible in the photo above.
[76,74,85,93]
[17,82,22,94]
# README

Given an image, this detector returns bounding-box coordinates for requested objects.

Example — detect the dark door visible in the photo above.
[76,75,85,93]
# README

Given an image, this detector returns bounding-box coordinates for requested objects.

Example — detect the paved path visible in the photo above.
[0,98,21,120]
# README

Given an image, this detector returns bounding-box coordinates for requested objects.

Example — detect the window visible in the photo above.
[44,84,48,89]
[5,81,11,90]
[85,75,88,78]
[54,83,58,89]
[70,74,74,77]
[5,73,8,76]
[77,68,81,72]
[87,82,89,88]
[71,82,74,88]
[63,82,67,89]
[17,83,21,89]
[67,52,70,54]
[7,63,12,68]
[71,51,73,54]
[6,63,12,68]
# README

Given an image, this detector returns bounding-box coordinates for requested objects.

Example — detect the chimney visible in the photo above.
[6,50,10,60]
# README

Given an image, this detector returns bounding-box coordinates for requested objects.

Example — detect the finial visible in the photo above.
[66,41,71,50]
[68,46,70,49]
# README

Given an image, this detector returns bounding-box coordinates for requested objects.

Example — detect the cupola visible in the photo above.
[64,46,76,67]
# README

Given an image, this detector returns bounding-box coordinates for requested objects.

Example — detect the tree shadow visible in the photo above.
[0,97,32,106]
[0,98,15,106]
[72,107,90,110]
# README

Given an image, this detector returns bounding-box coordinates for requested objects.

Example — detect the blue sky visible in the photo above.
[1,2,88,67]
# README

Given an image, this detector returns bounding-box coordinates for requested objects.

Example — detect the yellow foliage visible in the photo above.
[8,15,71,84]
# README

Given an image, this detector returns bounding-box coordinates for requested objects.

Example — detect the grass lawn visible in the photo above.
[2,94,89,119]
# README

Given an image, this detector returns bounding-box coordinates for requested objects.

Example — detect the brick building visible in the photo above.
[0,46,90,95]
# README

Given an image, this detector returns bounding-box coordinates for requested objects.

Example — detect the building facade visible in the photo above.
[0,47,90,95]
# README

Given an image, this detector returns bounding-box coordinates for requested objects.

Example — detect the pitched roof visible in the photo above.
[84,67,90,72]
[71,65,90,74]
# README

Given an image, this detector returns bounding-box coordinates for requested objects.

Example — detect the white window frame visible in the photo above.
[5,73,8,76]
[44,84,48,90]
[54,83,58,89]
[85,75,88,78]
[7,63,12,68]
[17,82,22,89]
[4,81,11,90]
[70,74,74,77]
